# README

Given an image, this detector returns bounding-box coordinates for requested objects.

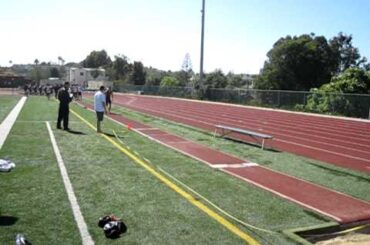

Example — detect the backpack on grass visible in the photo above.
[98,215,127,239]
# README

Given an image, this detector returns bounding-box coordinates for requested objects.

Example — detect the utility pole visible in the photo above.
[199,0,205,95]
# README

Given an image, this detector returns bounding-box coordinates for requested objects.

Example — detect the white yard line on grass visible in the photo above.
[46,121,94,245]
[0,96,27,150]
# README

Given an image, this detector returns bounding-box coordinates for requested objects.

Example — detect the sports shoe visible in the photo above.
[0,159,16,172]
[15,234,32,245]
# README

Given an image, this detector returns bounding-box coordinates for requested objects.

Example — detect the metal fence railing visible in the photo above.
[115,85,370,119]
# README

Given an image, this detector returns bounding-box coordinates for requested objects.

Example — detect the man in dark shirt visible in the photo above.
[105,86,113,114]
[57,82,72,130]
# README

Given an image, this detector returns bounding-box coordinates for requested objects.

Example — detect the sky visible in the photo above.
[1,0,369,74]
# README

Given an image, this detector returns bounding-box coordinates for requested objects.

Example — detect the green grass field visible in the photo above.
[1,96,369,245]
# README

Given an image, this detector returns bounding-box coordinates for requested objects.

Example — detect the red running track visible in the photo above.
[111,94,370,174]
[80,102,370,224]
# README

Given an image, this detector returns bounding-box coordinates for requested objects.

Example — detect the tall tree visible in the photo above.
[329,33,367,73]
[82,50,112,68]
[204,69,227,89]
[58,56,65,66]
[182,53,193,72]
[179,53,193,87]
[160,76,180,87]
[226,73,246,88]
[129,61,146,85]
[112,55,130,80]
[145,67,166,86]
[255,34,337,90]
[305,67,370,117]
[50,67,60,77]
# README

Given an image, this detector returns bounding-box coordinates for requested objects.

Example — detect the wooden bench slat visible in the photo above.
[214,125,273,150]
[215,125,273,139]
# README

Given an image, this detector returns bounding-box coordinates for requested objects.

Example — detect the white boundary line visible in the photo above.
[46,121,94,245]
[0,96,27,149]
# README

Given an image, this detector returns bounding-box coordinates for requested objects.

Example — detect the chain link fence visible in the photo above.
[115,85,370,119]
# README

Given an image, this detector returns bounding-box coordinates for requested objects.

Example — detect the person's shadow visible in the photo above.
[65,129,86,135]
[0,215,18,226]
[102,132,115,137]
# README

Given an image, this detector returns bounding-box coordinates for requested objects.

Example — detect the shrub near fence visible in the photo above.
[116,85,370,119]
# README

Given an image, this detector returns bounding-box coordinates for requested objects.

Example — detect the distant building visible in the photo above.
[40,77,63,86]
[66,67,107,87]
[87,81,113,90]
[0,70,30,87]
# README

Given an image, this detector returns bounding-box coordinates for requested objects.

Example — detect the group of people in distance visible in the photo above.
[56,82,113,133]
[23,83,59,99]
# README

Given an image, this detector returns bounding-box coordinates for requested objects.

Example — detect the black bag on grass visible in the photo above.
[103,220,127,239]
[98,215,115,228]
[98,215,127,239]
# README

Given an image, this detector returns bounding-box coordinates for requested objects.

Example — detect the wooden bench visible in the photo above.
[214,125,273,150]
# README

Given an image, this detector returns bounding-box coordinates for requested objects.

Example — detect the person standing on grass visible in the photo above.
[57,82,72,130]
[105,86,113,114]
[94,86,106,133]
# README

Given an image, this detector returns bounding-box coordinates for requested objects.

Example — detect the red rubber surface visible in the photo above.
[111,94,370,173]
[224,166,370,223]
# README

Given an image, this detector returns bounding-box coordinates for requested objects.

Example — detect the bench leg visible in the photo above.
[213,129,218,138]
[262,139,265,150]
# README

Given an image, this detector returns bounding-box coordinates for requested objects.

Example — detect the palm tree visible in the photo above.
[58,56,65,66]
[34,59,39,66]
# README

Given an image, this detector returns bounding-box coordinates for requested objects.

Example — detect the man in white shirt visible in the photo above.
[94,86,107,133]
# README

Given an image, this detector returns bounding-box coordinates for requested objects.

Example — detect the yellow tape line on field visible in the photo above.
[70,109,260,245]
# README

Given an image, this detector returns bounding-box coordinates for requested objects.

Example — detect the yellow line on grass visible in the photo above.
[70,109,261,245]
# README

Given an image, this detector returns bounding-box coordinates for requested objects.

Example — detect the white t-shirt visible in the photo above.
[94,90,106,112]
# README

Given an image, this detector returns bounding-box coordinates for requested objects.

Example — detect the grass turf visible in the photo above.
[0,95,21,123]
[1,96,357,244]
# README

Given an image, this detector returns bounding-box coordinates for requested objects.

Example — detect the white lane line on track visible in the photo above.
[125,93,370,123]
[135,127,158,131]
[46,122,94,245]
[222,168,344,223]
[122,94,370,137]
[277,138,370,163]
[121,101,370,150]
[223,164,370,222]
[211,163,259,169]
[0,96,27,150]
[118,93,370,142]
[116,101,370,161]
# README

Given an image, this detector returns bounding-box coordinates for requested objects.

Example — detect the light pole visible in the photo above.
[199,0,205,96]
